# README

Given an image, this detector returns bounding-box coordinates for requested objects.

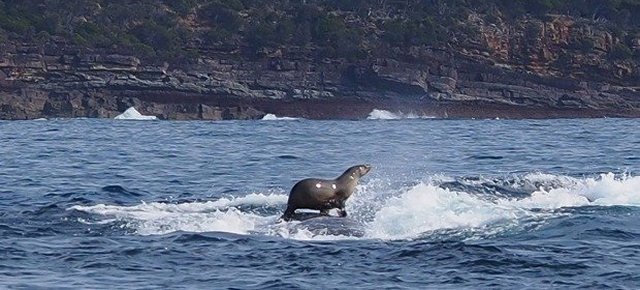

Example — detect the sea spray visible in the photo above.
[365,182,528,239]
[367,109,435,120]
[261,114,300,120]
[70,173,640,240]
[114,107,158,120]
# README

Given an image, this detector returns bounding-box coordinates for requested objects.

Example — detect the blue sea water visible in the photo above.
[1,117,639,289]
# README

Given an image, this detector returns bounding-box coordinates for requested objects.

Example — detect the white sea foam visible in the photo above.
[368,173,640,239]
[114,107,157,120]
[70,193,287,235]
[506,173,640,209]
[72,193,287,214]
[70,173,640,241]
[261,113,299,120]
[365,183,530,240]
[273,227,357,241]
[366,109,435,120]
[367,109,399,120]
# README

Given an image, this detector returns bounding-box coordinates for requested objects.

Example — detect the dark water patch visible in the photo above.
[44,191,82,199]
[438,180,483,194]
[101,185,141,195]
[170,232,249,244]
[580,228,640,241]
[174,191,194,198]
[5,283,75,290]
[470,155,504,160]
[81,261,118,269]
[597,271,636,280]
[172,233,228,243]
[30,203,62,216]
[0,224,24,237]
[247,157,262,162]
[68,197,95,205]
[113,173,129,179]
[39,194,102,207]
[99,185,146,204]
[241,279,307,290]
[32,138,51,142]
[221,188,239,194]
[73,237,124,250]
[568,205,637,216]
[15,178,37,184]
[209,171,230,176]
[384,241,503,262]
[277,155,300,160]
[438,180,529,198]
[459,255,590,277]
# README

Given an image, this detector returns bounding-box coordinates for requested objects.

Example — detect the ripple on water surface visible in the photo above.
[1,118,639,288]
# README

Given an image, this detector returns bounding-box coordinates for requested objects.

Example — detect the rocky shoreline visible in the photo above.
[1,48,638,121]
[2,33,640,120]
[2,2,640,120]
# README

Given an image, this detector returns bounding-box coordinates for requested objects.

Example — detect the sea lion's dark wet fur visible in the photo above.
[281,164,371,221]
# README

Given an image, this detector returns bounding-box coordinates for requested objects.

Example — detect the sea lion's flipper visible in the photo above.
[281,206,296,221]
[338,208,347,217]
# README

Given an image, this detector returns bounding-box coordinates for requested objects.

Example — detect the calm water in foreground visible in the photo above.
[1,118,639,289]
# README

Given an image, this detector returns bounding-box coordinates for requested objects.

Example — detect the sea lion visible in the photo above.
[281,164,372,221]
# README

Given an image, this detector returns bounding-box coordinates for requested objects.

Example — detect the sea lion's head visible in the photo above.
[356,164,372,177]
[342,164,372,180]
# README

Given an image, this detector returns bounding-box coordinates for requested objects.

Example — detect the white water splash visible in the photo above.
[506,173,640,209]
[70,173,640,241]
[269,224,358,241]
[366,183,528,240]
[114,107,157,120]
[70,193,287,235]
[367,173,640,240]
[366,109,435,120]
[261,113,299,121]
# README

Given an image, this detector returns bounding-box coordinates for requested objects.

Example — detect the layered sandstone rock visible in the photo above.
[0,15,639,120]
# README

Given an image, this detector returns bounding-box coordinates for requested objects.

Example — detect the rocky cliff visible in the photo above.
[1,1,640,120]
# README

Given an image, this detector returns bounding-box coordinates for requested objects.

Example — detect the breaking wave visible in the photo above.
[366,109,436,120]
[261,114,300,121]
[70,173,640,241]
[114,107,157,120]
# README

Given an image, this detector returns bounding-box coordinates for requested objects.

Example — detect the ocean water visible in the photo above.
[1,117,639,289]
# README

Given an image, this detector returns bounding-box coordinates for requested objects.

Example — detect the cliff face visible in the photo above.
[1,2,640,120]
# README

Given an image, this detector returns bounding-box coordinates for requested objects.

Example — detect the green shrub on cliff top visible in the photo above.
[0,5,33,34]
[0,0,640,63]
[164,0,198,15]
[199,1,243,31]
[383,18,439,47]
[609,42,634,60]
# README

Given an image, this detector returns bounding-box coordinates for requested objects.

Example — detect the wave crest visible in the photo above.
[69,173,640,240]
[367,109,435,120]
[261,114,299,121]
